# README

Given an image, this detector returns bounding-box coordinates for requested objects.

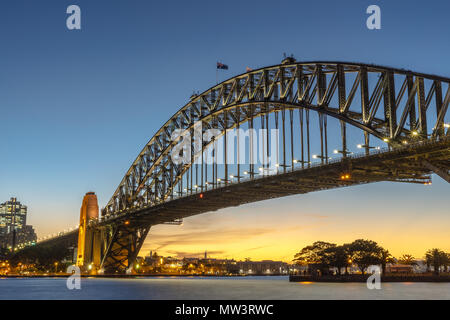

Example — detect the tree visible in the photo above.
[378,248,395,274]
[294,241,336,274]
[0,247,10,261]
[348,239,382,275]
[425,248,447,275]
[398,254,418,266]
[10,242,71,270]
[323,245,349,275]
[445,253,450,273]
[294,241,336,265]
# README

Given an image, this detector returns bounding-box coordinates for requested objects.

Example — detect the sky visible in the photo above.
[0,0,449,262]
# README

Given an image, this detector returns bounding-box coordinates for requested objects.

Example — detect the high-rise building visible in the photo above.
[0,198,37,249]
[0,198,27,234]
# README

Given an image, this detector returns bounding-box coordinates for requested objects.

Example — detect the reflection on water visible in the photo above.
[1,276,449,300]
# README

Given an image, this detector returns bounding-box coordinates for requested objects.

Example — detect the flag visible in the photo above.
[217,62,229,70]
[246,67,253,72]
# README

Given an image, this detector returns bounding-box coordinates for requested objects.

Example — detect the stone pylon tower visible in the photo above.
[76,192,99,269]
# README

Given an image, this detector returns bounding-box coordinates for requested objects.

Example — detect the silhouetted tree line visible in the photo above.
[8,243,72,271]
[0,247,10,261]
[425,249,450,275]
[294,240,450,275]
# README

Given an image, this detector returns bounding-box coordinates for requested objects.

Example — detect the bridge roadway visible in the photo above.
[103,138,448,228]
[34,137,449,250]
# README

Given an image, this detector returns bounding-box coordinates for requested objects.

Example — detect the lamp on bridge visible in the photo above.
[275,163,291,168]
[293,159,311,164]
[333,149,354,157]
[258,167,274,174]
[243,170,259,176]
[356,144,381,150]
[312,154,332,160]
[217,178,231,184]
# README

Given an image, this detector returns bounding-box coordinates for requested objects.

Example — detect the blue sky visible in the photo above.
[1,0,449,259]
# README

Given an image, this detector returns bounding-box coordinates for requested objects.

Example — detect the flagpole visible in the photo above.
[216,68,218,84]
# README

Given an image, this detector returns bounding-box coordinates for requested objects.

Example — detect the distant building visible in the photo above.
[0,197,27,233]
[236,260,289,275]
[386,264,414,273]
[139,250,296,275]
[0,198,37,249]
[412,260,428,273]
[144,251,162,266]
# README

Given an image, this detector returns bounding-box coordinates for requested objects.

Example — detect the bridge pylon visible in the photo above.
[76,192,102,273]
[76,192,150,274]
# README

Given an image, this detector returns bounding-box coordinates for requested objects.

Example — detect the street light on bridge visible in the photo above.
[357,144,381,150]
[275,163,290,168]
[243,171,259,176]
[217,178,230,183]
[333,149,354,156]
[312,154,332,160]
[292,159,311,165]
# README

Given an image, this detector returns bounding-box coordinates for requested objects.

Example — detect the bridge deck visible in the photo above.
[27,138,449,250]
[102,138,449,228]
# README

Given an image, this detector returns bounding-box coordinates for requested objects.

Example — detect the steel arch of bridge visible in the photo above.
[103,60,450,219]
[15,59,450,273]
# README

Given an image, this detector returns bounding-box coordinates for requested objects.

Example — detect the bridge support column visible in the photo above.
[76,192,99,272]
[100,223,151,274]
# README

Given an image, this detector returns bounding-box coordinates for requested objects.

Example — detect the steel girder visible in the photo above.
[101,138,449,226]
[102,61,450,218]
[17,61,450,273]
[100,224,150,273]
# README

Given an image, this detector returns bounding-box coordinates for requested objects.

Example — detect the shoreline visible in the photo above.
[289,274,450,283]
[2,274,450,283]
[0,273,285,279]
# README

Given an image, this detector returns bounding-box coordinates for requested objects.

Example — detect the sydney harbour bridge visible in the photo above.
[14,58,450,273]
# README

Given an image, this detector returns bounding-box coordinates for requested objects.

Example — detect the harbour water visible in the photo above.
[1,276,449,299]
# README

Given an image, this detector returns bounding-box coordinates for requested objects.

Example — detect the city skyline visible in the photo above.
[1,0,450,264]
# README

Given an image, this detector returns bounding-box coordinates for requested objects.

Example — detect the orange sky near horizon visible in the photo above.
[26,178,450,263]
[139,180,450,262]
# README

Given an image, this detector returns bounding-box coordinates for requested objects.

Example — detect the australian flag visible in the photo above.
[217,62,229,70]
